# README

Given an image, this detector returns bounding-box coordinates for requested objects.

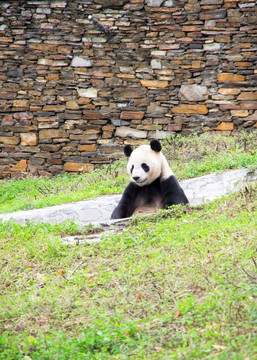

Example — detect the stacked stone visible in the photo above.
[0,0,256,178]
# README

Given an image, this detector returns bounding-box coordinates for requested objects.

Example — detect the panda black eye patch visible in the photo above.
[141,163,149,172]
[130,165,134,173]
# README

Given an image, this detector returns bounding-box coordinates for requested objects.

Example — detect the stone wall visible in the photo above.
[0,0,256,178]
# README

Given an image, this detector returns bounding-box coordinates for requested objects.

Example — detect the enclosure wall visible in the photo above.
[0,0,256,177]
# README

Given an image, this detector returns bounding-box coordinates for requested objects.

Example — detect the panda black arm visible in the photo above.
[111,182,139,219]
[161,175,189,207]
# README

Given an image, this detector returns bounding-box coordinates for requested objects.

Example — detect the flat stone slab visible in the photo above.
[183,167,257,206]
[0,194,121,226]
[0,168,256,227]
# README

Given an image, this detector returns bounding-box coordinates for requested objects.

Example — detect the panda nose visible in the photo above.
[133,176,140,181]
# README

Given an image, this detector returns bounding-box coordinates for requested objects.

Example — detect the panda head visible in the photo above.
[124,140,163,187]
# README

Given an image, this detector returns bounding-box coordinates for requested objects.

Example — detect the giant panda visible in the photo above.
[111,140,189,219]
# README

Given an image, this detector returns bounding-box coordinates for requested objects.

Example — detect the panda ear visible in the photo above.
[124,145,133,157]
[150,140,162,152]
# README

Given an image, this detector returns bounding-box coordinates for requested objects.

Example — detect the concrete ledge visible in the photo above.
[182,168,257,206]
[0,168,256,226]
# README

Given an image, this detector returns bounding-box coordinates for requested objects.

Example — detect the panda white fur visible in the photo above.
[111,140,189,219]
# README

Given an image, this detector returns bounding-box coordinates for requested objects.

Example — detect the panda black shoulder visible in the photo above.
[161,175,189,206]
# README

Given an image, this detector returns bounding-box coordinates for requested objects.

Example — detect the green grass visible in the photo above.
[0,186,257,359]
[0,132,257,213]
[0,166,127,213]
[0,133,256,358]
[162,131,257,179]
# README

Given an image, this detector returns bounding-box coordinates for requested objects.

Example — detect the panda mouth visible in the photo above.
[133,178,147,185]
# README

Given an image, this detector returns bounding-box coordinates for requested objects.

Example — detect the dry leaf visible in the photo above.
[136,292,142,301]
[213,344,227,350]
[173,312,182,318]
[155,346,162,352]
[36,273,46,282]
[57,269,66,275]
